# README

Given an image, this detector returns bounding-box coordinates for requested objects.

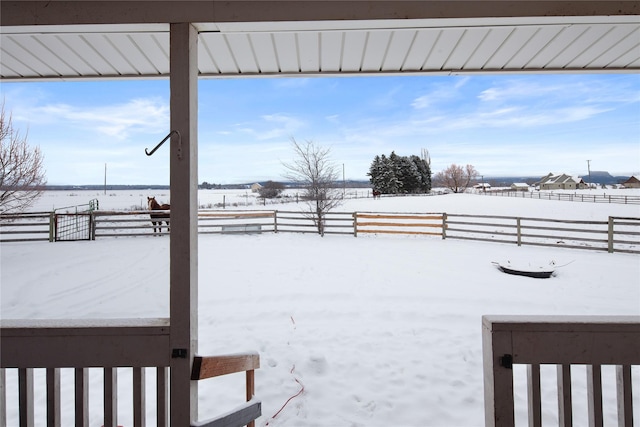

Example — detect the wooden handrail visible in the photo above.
[191,353,260,380]
[191,352,261,427]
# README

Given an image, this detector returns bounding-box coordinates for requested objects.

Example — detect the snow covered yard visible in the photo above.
[1,192,639,426]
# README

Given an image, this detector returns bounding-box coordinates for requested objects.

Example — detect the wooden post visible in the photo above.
[482,318,514,427]
[516,218,522,246]
[274,210,278,233]
[353,212,358,237]
[608,216,614,253]
[49,212,55,242]
[170,22,199,426]
[442,213,447,239]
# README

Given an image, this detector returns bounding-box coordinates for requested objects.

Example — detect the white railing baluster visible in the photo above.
[46,368,61,427]
[616,365,633,427]
[557,364,573,427]
[18,368,34,427]
[133,367,146,427]
[157,367,169,427]
[74,368,89,427]
[586,365,603,427]
[104,368,118,427]
[527,364,541,427]
[0,369,6,427]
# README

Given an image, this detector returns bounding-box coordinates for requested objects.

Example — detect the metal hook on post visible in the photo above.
[145,130,182,159]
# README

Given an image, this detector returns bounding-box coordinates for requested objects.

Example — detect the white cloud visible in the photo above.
[17,98,169,140]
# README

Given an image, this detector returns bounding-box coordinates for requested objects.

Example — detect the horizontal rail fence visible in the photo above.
[479,190,640,205]
[274,210,355,235]
[0,319,171,427]
[94,210,171,238]
[445,214,640,254]
[483,315,640,427]
[0,212,53,243]
[355,212,444,237]
[3,211,639,254]
[198,211,275,234]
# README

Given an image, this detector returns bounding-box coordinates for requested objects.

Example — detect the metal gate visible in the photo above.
[55,213,93,241]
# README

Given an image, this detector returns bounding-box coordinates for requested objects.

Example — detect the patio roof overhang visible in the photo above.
[1,1,639,81]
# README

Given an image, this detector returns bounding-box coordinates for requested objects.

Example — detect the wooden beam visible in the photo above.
[3,1,639,27]
[191,354,260,380]
[169,22,199,426]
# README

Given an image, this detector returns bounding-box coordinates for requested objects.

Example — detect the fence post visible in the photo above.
[49,212,55,242]
[90,212,96,240]
[608,217,614,253]
[516,218,522,246]
[274,211,278,233]
[442,213,447,239]
[353,212,357,237]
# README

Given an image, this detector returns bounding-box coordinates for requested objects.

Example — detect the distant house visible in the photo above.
[510,183,530,191]
[622,176,640,188]
[474,182,491,191]
[536,173,586,190]
[250,183,263,193]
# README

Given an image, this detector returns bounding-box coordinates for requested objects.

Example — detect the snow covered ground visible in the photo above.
[1,190,639,426]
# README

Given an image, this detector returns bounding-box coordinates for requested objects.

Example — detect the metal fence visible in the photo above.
[477,190,640,205]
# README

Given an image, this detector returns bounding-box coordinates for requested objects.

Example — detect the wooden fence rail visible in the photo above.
[2,211,638,254]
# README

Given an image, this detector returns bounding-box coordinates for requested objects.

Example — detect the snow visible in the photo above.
[1,190,639,426]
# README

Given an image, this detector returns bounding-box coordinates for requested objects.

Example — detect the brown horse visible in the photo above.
[372,190,381,199]
[147,196,170,233]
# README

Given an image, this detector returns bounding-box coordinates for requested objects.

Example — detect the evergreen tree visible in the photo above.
[368,151,432,194]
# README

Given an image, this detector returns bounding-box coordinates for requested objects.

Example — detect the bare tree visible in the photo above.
[0,104,47,214]
[283,138,342,236]
[434,163,478,193]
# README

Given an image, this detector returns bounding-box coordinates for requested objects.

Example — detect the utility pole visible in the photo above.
[104,163,107,195]
[587,160,591,190]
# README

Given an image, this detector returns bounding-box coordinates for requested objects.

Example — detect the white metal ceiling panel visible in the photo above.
[248,33,279,73]
[462,26,513,70]
[341,31,368,71]
[505,26,564,69]
[127,33,169,75]
[588,27,639,68]
[319,31,343,72]
[221,33,258,74]
[80,33,138,76]
[380,29,416,71]
[570,24,639,68]
[483,26,540,70]
[272,32,299,73]
[401,29,441,71]
[361,30,392,72]
[443,28,489,70]
[200,33,238,74]
[2,16,639,80]
[423,28,465,70]
[297,31,320,72]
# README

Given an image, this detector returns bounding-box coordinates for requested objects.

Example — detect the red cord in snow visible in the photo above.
[266,365,305,425]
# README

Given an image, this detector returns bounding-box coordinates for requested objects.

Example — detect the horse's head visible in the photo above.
[147,196,157,209]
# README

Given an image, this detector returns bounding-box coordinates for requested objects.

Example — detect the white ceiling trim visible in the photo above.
[1,16,639,81]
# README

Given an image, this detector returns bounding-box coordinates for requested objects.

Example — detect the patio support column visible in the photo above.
[169,22,198,425]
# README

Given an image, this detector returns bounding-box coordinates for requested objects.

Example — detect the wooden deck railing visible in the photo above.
[482,316,640,427]
[0,319,261,427]
[191,354,261,427]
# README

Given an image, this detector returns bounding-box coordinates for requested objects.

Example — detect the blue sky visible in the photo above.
[1,73,639,185]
